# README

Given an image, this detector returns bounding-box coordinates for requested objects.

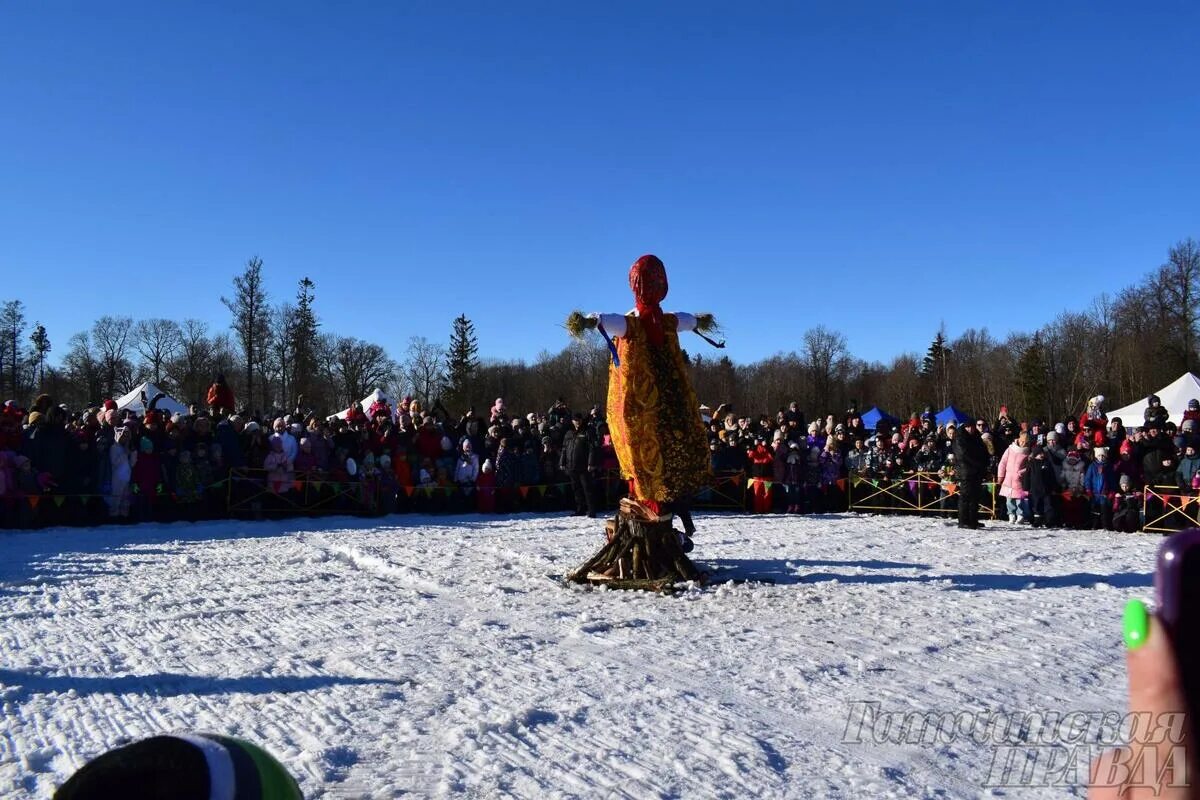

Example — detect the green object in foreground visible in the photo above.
[1123,598,1150,650]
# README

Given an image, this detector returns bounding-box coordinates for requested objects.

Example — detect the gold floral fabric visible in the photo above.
[607,314,711,502]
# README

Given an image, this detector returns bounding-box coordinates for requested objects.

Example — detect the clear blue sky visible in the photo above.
[2,3,1197,367]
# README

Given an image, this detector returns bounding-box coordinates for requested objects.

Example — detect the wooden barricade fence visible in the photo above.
[1142,485,1200,533]
[694,470,748,510]
[848,471,996,519]
[226,469,379,516]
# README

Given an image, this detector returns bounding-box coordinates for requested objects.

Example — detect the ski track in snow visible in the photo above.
[0,512,1157,798]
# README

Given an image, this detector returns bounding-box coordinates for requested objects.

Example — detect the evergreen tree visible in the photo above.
[292,277,320,406]
[444,314,480,409]
[29,323,50,391]
[920,327,951,409]
[221,256,270,412]
[1015,334,1049,422]
[0,300,28,401]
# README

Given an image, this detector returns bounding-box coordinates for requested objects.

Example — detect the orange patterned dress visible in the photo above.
[606,313,711,503]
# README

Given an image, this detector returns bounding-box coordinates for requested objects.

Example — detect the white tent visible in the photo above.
[114,382,190,417]
[1108,372,1200,428]
[329,388,393,421]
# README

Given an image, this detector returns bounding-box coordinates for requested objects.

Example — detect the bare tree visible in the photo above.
[134,318,183,387]
[62,331,104,407]
[1159,238,1200,373]
[264,303,297,410]
[402,336,446,408]
[92,315,135,398]
[802,325,849,413]
[329,337,396,409]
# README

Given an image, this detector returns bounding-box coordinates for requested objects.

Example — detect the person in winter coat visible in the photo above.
[1112,439,1143,490]
[1144,394,1170,430]
[454,441,480,488]
[820,439,845,510]
[263,437,294,495]
[996,432,1032,523]
[951,420,989,529]
[1183,399,1200,427]
[1043,431,1067,484]
[1176,442,1200,492]
[205,374,236,417]
[1062,449,1088,494]
[845,439,869,477]
[559,415,597,516]
[771,433,789,487]
[1141,422,1178,489]
[23,408,69,488]
[476,459,496,513]
[782,441,804,513]
[1104,417,1127,453]
[1084,447,1114,529]
[1024,446,1059,527]
[746,439,774,479]
[293,437,318,473]
[131,436,165,517]
[1078,395,1108,448]
[1111,474,1142,533]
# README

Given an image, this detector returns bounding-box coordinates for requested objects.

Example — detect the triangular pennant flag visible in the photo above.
[293,480,304,492]
[1183,496,1194,510]
[422,487,433,497]
[536,485,546,495]
[518,486,530,498]
[836,479,846,491]
[53,496,66,507]
[443,487,452,497]
[946,483,957,496]
[403,486,415,497]
[763,481,772,490]
[872,480,879,487]
[28,496,40,509]
[312,481,322,491]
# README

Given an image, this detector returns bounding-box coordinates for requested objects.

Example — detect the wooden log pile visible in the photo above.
[567,498,705,591]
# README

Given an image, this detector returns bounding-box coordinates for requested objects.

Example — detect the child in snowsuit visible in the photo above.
[1084,448,1114,530]
[783,442,804,513]
[108,427,136,519]
[1111,474,1143,533]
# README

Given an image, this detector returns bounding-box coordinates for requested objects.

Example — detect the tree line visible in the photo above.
[0,238,1196,421]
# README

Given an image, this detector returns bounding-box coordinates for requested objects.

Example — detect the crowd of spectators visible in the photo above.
[704,393,1200,531]
[2,377,1198,533]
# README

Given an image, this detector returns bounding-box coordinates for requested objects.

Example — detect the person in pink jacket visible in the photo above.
[263,437,294,495]
[997,431,1032,523]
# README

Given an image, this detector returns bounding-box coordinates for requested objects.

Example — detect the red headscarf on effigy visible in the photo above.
[629,254,668,347]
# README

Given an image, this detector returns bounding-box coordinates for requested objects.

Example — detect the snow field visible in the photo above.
[0,512,1158,798]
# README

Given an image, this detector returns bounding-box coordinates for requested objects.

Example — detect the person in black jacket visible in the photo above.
[559,413,597,516]
[1024,446,1059,527]
[951,419,989,529]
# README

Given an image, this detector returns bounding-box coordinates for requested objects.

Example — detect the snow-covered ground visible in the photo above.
[0,512,1159,798]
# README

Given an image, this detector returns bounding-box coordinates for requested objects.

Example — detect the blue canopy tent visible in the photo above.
[935,405,972,427]
[861,406,900,432]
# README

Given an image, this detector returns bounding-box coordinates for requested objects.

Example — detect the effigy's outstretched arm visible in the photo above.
[565,311,721,341]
